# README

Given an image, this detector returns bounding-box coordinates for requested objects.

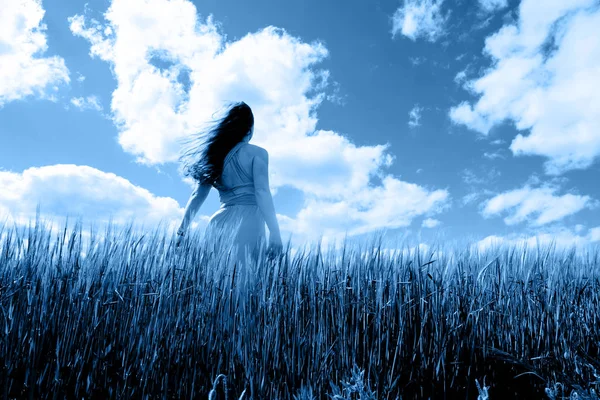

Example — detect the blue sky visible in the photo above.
[1,0,600,250]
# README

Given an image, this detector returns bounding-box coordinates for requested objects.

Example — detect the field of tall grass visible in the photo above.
[1,217,599,399]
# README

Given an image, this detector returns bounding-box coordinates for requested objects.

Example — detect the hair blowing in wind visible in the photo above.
[179,101,254,185]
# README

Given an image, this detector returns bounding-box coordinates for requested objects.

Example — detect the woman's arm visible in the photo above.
[252,148,282,246]
[177,182,211,235]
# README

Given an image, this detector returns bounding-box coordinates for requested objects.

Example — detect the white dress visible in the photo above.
[204,141,266,264]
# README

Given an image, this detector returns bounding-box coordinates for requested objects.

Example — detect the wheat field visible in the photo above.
[1,217,599,399]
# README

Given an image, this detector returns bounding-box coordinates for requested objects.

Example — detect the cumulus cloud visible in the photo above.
[70,95,102,111]
[0,0,70,107]
[0,165,202,231]
[283,177,449,239]
[391,0,447,42]
[481,184,597,226]
[449,0,600,175]
[478,0,509,13]
[69,0,450,242]
[590,227,600,242]
[474,226,600,253]
[422,218,441,228]
[408,104,423,128]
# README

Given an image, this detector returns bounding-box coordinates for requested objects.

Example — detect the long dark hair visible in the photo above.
[179,102,254,185]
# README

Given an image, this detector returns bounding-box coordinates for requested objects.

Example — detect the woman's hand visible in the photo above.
[267,236,283,259]
[175,229,185,248]
[176,182,211,247]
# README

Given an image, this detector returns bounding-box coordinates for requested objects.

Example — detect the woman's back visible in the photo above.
[207,142,268,264]
[176,101,282,264]
[216,143,256,190]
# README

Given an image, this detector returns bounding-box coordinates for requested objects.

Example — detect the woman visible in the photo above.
[176,101,283,264]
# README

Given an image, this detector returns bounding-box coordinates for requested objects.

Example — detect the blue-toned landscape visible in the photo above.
[1,0,600,398]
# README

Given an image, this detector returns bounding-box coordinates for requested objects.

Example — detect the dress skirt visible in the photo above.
[205,203,266,265]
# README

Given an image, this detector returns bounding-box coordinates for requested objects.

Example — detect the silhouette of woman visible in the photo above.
[176,102,283,264]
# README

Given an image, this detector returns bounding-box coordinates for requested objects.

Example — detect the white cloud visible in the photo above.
[481,184,597,226]
[391,0,447,42]
[408,104,423,128]
[282,176,449,240]
[454,69,467,85]
[474,226,600,253]
[449,101,494,133]
[462,167,500,186]
[69,0,451,243]
[483,150,504,160]
[460,167,499,208]
[590,227,600,242]
[422,218,441,228]
[409,56,425,66]
[449,0,600,175]
[0,0,70,107]
[478,0,509,13]
[574,224,585,233]
[70,95,102,111]
[462,192,481,206]
[0,164,207,231]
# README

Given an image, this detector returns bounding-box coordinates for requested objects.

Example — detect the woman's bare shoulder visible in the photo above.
[244,143,268,158]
